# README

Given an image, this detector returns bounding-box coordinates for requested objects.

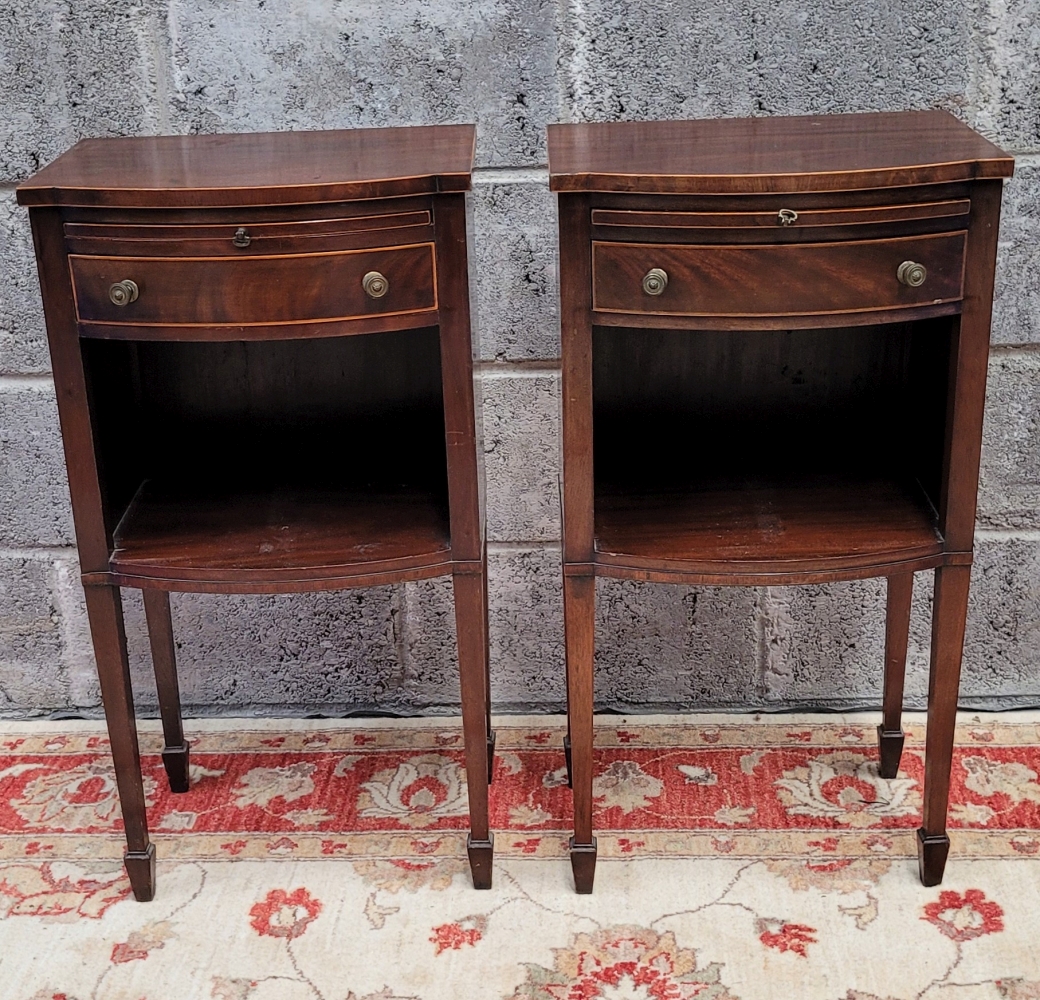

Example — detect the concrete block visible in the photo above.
[557,0,754,122]
[488,545,565,711]
[50,555,97,708]
[471,174,559,361]
[397,574,461,711]
[756,576,932,711]
[482,370,561,543]
[0,190,49,373]
[0,0,173,183]
[0,554,68,710]
[748,3,971,120]
[978,348,1040,529]
[596,579,760,711]
[963,532,1040,706]
[970,0,1040,152]
[167,0,555,167]
[122,587,408,716]
[992,164,1040,347]
[999,161,1040,226]
[0,0,69,181]
[0,380,74,546]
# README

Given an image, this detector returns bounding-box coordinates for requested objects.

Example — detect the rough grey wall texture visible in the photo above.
[1,0,1038,718]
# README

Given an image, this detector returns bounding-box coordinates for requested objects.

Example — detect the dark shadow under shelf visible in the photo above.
[108,482,452,592]
[594,474,943,585]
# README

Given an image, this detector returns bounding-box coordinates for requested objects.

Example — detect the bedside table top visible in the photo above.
[16,124,476,209]
[547,111,1013,195]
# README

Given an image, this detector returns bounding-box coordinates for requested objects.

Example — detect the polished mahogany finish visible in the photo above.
[71,243,437,333]
[547,111,1012,194]
[104,485,452,592]
[18,125,494,901]
[591,232,966,324]
[594,477,944,585]
[17,125,476,207]
[550,111,1012,893]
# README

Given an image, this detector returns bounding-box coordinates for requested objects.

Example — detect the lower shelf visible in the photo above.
[594,475,945,585]
[108,483,452,592]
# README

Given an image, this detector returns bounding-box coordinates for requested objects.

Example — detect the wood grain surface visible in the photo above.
[17,125,477,207]
[71,244,437,330]
[105,484,452,591]
[549,111,1013,194]
[591,232,966,320]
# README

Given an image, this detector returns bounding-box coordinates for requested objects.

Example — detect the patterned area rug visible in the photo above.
[1,712,1039,999]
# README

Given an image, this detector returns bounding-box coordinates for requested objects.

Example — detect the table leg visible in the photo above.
[482,548,495,785]
[564,572,596,893]
[453,569,493,889]
[143,589,190,793]
[84,584,155,902]
[878,572,913,778]
[918,564,971,886]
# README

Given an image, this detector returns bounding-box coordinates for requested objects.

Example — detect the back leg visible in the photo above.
[878,572,913,779]
[143,589,191,793]
[483,546,495,784]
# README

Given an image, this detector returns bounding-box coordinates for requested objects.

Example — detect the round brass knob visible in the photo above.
[108,279,139,307]
[232,227,251,248]
[777,208,799,226]
[642,267,668,296]
[897,260,928,287]
[362,271,389,298]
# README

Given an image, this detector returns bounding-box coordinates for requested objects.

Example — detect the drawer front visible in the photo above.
[591,200,970,234]
[592,232,966,319]
[71,244,437,329]
[64,210,433,256]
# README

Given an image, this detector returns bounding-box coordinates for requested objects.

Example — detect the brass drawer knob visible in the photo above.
[777,208,799,226]
[642,267,668,296]
[232,227,251,248]
[362,270,389,298]
[108,279,139,307]
[897,260,928,287]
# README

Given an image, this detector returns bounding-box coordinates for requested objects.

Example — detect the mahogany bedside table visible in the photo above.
[17,125,495,900]
[548,111,1013,893]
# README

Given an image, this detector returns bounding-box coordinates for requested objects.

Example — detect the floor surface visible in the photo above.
[1,712,1039,999]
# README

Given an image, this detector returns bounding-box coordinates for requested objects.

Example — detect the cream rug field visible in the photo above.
[1,713,1039,999]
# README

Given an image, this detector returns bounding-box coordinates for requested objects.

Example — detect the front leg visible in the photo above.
[564,572,597,893]
[453,567,493,889]
[85,584,155,901]
[918,565,971,886]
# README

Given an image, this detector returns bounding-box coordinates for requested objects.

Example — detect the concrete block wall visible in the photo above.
[1,0,1038,718]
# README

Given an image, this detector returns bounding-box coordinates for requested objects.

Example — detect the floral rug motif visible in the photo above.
[0,713,1038,999]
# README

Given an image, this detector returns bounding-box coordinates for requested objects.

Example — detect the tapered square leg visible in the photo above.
[917,829,951,887]
[84,584,154,901]
[453,568,493,889]
[467,833,494,890]
[563,734,573,788]
[569,837,598,894]
[878,572,913,778]
[487,730,496,785]
[482,548,495,786]
[919,565,971,886]
[564,573,596,893]
[143,589,191,794]
[877,726,906,781]
[124,844,157,902]
[161,742,191,794]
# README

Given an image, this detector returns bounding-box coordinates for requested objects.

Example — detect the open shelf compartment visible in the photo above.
[82,327,451,590]
[592,321,951,581]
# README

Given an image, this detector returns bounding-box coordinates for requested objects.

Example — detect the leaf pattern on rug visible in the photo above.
[0,718,1038,998]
